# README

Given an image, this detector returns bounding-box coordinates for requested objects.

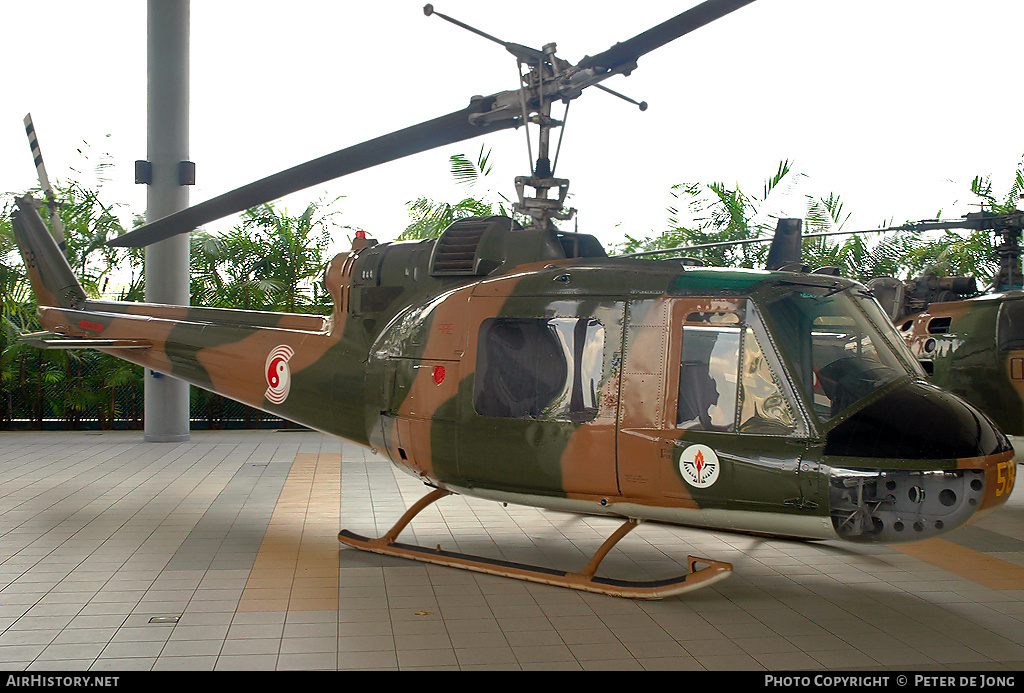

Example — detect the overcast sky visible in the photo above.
[2,0,1023,255]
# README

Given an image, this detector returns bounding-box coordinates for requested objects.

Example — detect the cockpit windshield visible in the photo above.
[765,284,924,422]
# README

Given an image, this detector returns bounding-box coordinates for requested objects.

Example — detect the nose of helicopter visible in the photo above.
[822,379,1015,544]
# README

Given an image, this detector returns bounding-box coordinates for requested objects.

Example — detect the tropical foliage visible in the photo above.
[1,184,144,429]
[399,146,522,240]
[190,199,339,313]
[616,156,1023,286]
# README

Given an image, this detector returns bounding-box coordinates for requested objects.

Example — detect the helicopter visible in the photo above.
[9,0,1016,599]
[867,212,1024,450]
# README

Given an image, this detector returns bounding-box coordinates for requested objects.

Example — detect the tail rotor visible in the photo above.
[23,113,67,255]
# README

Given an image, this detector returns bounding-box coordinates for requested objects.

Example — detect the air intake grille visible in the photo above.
[430,220,489,275]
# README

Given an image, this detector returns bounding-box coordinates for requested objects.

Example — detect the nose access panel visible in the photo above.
[829,468,985,543]
[823,381,1011,461]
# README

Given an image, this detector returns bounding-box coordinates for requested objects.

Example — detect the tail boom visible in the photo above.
[32,301,365,441]
[11,197,368,443]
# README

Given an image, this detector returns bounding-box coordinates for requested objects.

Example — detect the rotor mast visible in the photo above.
[512,41,576,229]
[424,5,580,230]
[425,2,748,229]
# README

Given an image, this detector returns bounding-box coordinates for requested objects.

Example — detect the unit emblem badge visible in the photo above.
[679,444,720,488]
[265,345,295,404]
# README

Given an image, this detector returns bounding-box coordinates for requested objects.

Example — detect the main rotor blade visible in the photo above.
[619,228,909,258]
[578,0,757,74]
[109,1,759,249]
[107,99,515,248]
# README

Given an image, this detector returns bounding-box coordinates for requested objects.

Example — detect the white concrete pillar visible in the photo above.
[144,0,191,442]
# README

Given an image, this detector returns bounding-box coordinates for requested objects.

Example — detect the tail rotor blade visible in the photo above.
[23,113,67,254]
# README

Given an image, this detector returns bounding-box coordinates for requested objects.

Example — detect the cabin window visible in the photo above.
[739,327,796,434]
[676,312,795,435]
[999,301,1024,351]
[677,324,739,431]
[766,288,916,421]
[474,317,604,422]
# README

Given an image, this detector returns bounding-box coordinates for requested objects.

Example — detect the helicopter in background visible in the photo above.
[10,0,1016,599]
[866,212,1024,450]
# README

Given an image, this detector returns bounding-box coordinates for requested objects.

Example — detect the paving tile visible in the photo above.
[1,431,1023,671]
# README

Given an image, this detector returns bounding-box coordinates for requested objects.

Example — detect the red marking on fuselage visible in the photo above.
[264,345,294,405]
[267,357,285,388]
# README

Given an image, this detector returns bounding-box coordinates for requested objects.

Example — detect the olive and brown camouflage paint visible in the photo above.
[11,202,1016,558]
[899,293,1024,437]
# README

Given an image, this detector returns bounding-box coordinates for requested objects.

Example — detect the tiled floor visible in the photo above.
[1,429,1024,671]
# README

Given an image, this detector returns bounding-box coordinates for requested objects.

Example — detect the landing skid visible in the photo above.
[337,488,732,599]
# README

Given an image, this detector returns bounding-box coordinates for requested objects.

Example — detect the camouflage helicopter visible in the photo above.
[9,0,1016,599]
[866,212,1024,452]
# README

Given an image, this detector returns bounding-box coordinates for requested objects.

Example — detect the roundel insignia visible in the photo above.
[679,444,720,488]
[265,345,295,404]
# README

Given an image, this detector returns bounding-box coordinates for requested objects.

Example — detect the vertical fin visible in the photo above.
[10,196,85,310]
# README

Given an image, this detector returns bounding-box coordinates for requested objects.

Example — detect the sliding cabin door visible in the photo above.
[456,296,624,497]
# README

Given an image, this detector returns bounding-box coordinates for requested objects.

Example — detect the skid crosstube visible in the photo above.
[337,489,732,599]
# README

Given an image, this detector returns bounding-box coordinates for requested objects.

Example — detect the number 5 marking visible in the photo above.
[996,461,1017,497]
